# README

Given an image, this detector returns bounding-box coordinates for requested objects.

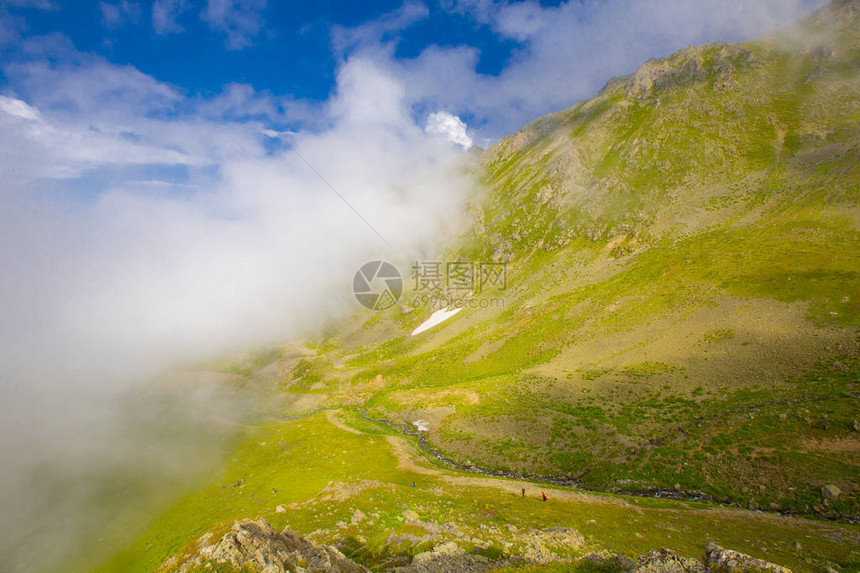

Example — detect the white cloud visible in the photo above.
[99,0,142,29]
[331,1,429,57]
[0,43,474,572]
[0,56,470,386]
[407,0,828,139]
[439,0,494,23]
[329,57,410,127]
[2,0,57,9]
[5,48,179,117]
[0,95,40,120]
[0,46,471,381]
[425,111,472,150]
[152,0,190,35]
[202,0,267,50]
[492,1,549,42]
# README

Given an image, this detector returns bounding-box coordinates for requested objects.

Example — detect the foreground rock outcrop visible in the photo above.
[159,519,367,573]
[394,540,494,573]
[635,548,707,572]
[160,518,795,573]
[580,544,793,573]
[705,543,792,573]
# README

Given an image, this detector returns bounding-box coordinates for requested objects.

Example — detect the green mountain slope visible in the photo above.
[301,0,860,518]
[87,4,860,572]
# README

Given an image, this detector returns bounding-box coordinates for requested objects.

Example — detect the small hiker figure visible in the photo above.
[412,481,416,488]
[542,491,547,502]
[521,487,526,497]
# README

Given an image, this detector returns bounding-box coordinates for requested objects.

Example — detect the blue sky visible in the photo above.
[5,0,526,101]
[0,0,530,135]
[1,0,824,140]
[0,0,826,235]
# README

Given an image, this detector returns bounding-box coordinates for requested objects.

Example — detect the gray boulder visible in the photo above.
[706,543,792,573]
[161,519,367,573]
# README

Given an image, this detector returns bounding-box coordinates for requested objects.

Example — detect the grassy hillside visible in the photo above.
[101,411,858,573]
[94,2,860,572]
[290,0,860,519]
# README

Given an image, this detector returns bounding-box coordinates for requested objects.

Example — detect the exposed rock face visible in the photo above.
[521,527,585,563]
[577,546,793,573]
[396,541,494,573]
[160,519,367,573]
[705,543,792,573]
[378,520,585,572]
[585,546,794,573]
[813,0,860,27]
[160,519,796,573]
[625,44,752,97]
[628,52,705,96]
[636,548,707,572]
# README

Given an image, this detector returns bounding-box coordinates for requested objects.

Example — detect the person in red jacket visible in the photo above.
[542,491,547,502]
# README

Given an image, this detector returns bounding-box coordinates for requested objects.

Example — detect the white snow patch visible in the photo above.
[424,111,472,150]
[411,307,462,336]
[413,420,429,432]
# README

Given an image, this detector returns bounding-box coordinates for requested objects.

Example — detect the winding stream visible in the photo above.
[273,405,857,524]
